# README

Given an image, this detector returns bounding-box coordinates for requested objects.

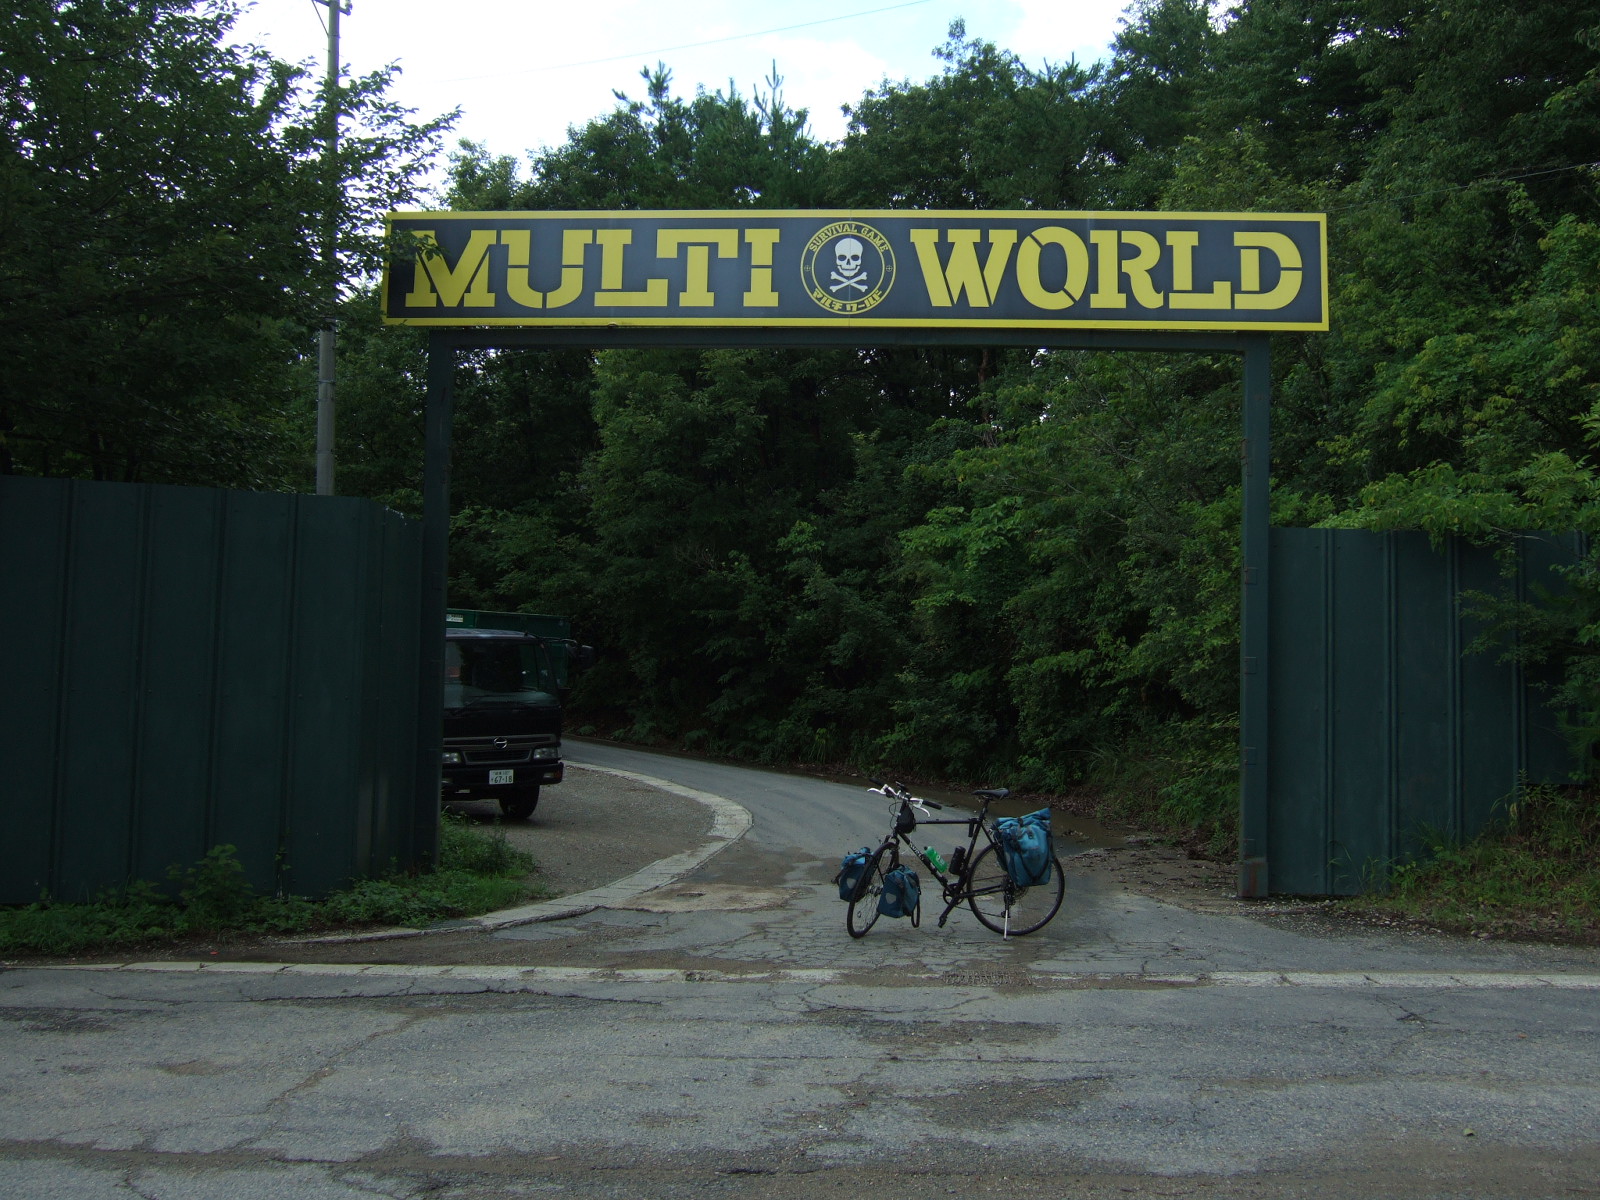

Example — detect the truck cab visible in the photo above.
[441,627,564,820]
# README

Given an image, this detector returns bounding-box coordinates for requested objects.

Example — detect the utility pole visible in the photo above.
[314,0,350,496]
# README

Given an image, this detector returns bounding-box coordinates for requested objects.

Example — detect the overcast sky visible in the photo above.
[231,0,1132,177]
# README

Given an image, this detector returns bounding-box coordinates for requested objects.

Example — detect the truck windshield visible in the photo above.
[444,639,555,707]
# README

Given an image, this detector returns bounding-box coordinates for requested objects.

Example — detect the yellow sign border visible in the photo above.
[382,209,1329,333]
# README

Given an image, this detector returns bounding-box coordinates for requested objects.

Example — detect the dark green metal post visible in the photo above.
[415,332,453,867]
[1239,335,1272,897]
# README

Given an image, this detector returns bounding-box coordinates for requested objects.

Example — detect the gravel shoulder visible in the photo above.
[446,763,715,899]
[1067,835,1240,910]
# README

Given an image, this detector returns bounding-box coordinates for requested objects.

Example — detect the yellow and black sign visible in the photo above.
[382,210,1328,332]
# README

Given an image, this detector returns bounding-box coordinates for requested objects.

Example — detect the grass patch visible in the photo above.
[1077,719,1240,857]
[1358,783,1600,942]
[0,815,546,958]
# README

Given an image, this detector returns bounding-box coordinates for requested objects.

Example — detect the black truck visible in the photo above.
[441,612,587,820]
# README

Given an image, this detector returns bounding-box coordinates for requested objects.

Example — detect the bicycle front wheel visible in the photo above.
[965,845,1065,936]
[846,851,888,938]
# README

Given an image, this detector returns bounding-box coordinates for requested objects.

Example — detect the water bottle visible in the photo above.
[923,846,947,873]
[947,846,966,875]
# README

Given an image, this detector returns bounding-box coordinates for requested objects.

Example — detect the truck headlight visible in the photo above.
[442,751,463,764]
[531,746,559,759]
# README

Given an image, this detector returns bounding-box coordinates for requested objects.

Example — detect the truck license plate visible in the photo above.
[489,770,514,786]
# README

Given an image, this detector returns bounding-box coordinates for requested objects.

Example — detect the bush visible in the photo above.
[0,819,545,957]
[1367,783,1600,940]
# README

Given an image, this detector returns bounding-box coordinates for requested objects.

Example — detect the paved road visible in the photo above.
[3,744,1599,1198]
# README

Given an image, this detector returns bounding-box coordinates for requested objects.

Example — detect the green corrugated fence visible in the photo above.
[0,476,422,904]
[1267,528,1581,895]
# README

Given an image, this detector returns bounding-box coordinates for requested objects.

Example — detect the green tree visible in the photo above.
[448,65,825,212]
[1090,0,1219,207]
[825,23,1098,209]
[0,0,452,486]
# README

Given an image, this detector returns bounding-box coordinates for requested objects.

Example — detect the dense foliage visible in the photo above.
[0,0,451,485]
[10,0,1600,848]
[360,1,1600,843]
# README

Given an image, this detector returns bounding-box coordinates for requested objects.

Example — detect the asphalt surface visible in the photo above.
[4,744,1599,1199]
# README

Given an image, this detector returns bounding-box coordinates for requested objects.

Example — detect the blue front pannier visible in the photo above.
[877,864,921,918]
[835,846,874,901]
[995,809,1053,887]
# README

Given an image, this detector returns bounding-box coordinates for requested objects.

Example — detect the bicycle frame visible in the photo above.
[867,785,1013,929]
[846,778,1066,939]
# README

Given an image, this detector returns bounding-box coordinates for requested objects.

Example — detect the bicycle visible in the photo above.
[844,779,1065,939]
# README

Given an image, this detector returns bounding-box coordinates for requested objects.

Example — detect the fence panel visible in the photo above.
[1267,528,1578,895]
[0,476,422,903]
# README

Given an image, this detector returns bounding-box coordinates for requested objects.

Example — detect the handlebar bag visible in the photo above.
[834,846,874,901]
[995,809,1053,887]
[877,864,921,918]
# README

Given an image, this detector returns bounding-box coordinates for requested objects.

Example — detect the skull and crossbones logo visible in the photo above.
[802,222,894,313]
[829,237,870,294]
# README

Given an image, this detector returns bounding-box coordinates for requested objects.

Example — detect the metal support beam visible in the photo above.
[1238,335,1272,897]
[315,328,336,495]
[414,332,453,867]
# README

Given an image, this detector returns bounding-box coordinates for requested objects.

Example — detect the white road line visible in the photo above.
[1203,970,1600,989]
[22,963,1600,990]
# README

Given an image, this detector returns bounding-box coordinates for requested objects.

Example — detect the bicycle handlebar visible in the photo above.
[868,778,942,809]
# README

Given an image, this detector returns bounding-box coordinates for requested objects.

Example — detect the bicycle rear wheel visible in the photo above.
[846,851,888,938]
[965,844,1065,936]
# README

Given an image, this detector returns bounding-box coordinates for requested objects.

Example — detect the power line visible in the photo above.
[308,0,351,39]
[434,0,933,84]
[1328,161,1600,213]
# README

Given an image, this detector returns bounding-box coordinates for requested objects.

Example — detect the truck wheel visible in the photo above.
[498,786,539,821]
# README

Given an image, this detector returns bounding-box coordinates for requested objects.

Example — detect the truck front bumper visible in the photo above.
[442,760,563,791]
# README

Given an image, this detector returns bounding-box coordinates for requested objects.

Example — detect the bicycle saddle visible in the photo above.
[972,788,1010,802]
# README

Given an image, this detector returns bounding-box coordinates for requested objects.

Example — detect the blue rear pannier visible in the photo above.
[835,846,873,901]
[877,864,921,918]
[995,809,1053,887]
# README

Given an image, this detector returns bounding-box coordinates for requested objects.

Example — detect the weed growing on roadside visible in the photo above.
[171,844,257,931]
[0,816,545,957]
[1082,718,1240,857]
[440,810,534,876]
[1366,783,1600,940]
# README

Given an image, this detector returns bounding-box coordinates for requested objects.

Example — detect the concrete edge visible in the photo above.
[288,764,754,945]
